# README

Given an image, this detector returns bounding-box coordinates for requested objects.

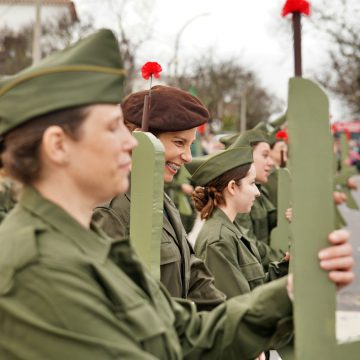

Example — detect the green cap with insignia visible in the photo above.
[0,29,126,135]
[186,146,253,186]
[229,128,269,149]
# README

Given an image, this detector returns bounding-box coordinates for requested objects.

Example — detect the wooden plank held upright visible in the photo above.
[130,131,164,280]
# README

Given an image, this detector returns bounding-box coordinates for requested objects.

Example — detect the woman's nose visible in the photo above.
[181,147,192,163]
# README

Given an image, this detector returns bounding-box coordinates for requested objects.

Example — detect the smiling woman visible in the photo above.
[186,146,287,299]
[157,128,196,182]
[0,28,354,360]
[93,85,228,310]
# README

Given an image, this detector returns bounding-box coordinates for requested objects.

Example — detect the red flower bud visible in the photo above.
[141,61,162,80]
[282,0,310,17]
[276,130,289,142]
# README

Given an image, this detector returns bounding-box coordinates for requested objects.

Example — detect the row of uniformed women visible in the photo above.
[0,29,354,359]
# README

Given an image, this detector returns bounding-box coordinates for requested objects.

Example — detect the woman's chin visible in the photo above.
[163,173,174,183]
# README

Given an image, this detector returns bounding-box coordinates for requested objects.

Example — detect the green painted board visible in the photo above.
[270,167,292,253]
[287,78,360,359]
[130,131,164,280]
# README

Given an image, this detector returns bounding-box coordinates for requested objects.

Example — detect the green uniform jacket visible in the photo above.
[235,186,284,270]
[195,208,266,297]
[0,187,293,359]
[263,168,278,207]
[0,179,17,224]
[93,190,226,310]
[164,167,196,233]
[194,208,287,299]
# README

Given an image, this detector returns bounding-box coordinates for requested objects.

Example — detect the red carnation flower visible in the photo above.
[282,0,310,17]
[141,61,162,80]
[276,130,289,142]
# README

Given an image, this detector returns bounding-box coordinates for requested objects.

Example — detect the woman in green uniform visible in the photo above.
[0,30,354,360]
[265,130,289,207]
[188,146,287,300]
[220,128,286,272]
[93,85,226,310]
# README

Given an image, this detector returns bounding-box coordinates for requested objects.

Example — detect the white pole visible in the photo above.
[32,0,42,64]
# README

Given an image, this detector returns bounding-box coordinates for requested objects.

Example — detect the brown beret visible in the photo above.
[121,85,209,132]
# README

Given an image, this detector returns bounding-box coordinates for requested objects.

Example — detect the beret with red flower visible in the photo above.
[121,85,209,132]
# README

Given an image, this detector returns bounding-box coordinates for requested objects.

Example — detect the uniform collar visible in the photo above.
[20,187,112,263]
[211,207,242,237]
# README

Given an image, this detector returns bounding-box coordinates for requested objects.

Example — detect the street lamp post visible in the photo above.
[169,13,210,81]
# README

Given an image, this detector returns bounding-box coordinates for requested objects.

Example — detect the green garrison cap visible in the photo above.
[219,133,239,148]
[228,128,269,149]
[186,146,253,186]
[270,113,287,129]
[0,29,126,135]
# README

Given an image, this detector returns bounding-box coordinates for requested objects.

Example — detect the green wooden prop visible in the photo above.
[280,77,360,359]
[130,131,164,280]
[270,167,292,253]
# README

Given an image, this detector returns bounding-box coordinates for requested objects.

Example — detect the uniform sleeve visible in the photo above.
[201,239,253,298]
[173,276,293,360]
[187,253,227,311]
[0,262,157,360]
[254,238,285,270]
[92,197,130,240]
[0,256,293,360]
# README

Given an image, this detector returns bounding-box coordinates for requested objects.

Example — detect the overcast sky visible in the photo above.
[72,0,346,121]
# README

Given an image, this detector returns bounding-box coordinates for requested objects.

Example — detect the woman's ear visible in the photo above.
[41,125,69,165]
[227,179,237,196]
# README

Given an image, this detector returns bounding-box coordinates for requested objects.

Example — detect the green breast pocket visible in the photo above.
[115,300,167,340]
[239,262,266,285]
[160,241,181,265]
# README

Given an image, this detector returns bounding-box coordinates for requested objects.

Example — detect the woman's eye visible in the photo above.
[108,122,119,132]
[174,140,184,147]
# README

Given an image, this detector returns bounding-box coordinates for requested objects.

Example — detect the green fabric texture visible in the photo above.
[0,29,125,135]
[263,168,278,206]
[219,133,239,148]
[219,114,287,149]
[93,188,226,310]
[186,146,253,186]
[235,186,284,270]
[195,208,267,298]
[0,179,17,223]
[267,132,279,147]
[270,113,287,129]
[229,128,269,149]
[194,208,288,299]
[0,187,293,358]
[165,166,196,233]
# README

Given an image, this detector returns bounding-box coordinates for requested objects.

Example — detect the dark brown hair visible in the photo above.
[0,106,90,185]
[192,163,251,220]
[123,116,165,137]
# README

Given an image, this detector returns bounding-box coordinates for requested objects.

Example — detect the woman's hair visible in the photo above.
[124,117,165,137]
[192,163,251,220]
[0,105,91,185]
